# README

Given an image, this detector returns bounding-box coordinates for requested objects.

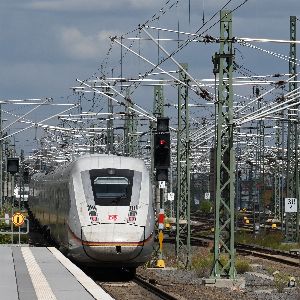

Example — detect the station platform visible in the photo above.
[0,245,114,300]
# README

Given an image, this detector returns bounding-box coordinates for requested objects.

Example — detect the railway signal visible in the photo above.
[154,132,170,169]
[7,158,19,174]
[154,117,170,183]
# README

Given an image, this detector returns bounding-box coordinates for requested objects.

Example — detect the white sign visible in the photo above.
[205,192,211,200]
[194,197,200,205]
[167,192,175,201]
[5,213,9,225]
[158,181,166,189]
[285,198,297,213]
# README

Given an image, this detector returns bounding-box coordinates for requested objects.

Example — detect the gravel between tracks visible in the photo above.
[136,244,300,300]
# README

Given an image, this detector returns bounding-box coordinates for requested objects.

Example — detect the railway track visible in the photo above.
[98,274,180,300]
[134,275,180,300]
[191,235,300,266]
[236,243,300,267]
[164,234,299,267]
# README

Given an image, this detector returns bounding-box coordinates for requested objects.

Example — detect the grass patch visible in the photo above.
[191,250,213,277]
[236,231,300,251]
[273,271,289,293]
[191,248,251,277]
[235,257,251,274]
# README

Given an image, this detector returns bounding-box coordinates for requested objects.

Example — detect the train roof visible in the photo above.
[72,154,147,172]
[31,154,148,181]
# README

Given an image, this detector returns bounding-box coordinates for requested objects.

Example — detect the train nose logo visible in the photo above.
[108,214,118,221]
[89,210,98,222]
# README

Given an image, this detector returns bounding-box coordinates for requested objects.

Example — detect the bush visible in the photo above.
[0,234,12,244]
[200,200,212,214]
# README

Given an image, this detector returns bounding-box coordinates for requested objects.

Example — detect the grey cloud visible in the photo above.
[26,0,158,12]
[58,27,120,60]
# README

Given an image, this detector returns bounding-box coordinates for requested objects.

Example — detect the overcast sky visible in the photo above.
[0,0,299,153]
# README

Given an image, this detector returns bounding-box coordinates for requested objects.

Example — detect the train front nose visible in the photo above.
[81,224,151,263]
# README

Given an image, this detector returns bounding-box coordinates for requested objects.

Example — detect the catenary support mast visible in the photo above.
[285,16,298,242]
[211,10,236,279]
[176,63,191,268]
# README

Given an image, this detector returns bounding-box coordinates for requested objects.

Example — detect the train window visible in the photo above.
[89,169,133,206]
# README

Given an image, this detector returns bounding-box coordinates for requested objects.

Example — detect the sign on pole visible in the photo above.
[167,192,175,201]
[158,181,166,189]
[5,213,10,225]
[12,212,25,227]
[285,198,297,213]
[204,192,211,200]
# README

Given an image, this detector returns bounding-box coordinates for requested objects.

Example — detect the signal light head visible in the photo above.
[159,139,167,146]
[154,132,170,169]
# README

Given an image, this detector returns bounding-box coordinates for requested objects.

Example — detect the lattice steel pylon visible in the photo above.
[124,88,138,157]
[256,90,265,228]
[285,16,298,242]
[0,104,2,209]
[106,87,114,154]
[153,84,165,118]
[274,117,282,221]
[150,84,165,184]
[176,63,191,268]
[211,10,236,279]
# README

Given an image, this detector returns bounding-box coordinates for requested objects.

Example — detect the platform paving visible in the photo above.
[0,245,114,300]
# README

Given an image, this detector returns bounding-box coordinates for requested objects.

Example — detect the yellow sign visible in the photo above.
[12,212,25,226]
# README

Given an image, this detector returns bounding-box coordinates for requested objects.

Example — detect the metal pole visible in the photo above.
[151,83,166,267]
[0,104,2,210]
[256,88,265,231]
[152,84,165,209]
[124,88,130,156]
[107,98,113,154]
[169,161,174,218]
[211,10,236,279]
[175,63,191,268]
[285,16,298,242]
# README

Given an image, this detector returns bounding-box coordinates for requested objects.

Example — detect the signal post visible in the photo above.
[154,117,170,268]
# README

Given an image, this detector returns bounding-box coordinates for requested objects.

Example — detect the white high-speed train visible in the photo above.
[28,154,155,271]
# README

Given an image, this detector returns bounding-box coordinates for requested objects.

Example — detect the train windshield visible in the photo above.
[90,169,133,206]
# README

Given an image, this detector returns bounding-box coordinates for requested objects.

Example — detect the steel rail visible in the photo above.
[236,247,299,267]
[133,275,180,300]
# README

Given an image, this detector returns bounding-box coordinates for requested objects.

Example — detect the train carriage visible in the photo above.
[28,154,155,271]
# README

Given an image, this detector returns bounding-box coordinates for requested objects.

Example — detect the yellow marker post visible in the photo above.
[158,230,164,250]
[156,230,165,268]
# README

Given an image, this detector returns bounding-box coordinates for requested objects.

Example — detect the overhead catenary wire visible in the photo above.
[239,41,300,66]
[2,98,51,132]
[0,104,80,141]
[237,89,300,125]
[237,37,300,44]
[76,79,158,123]
[24,0,295,171]
[99,0,246,102]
